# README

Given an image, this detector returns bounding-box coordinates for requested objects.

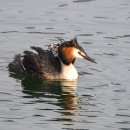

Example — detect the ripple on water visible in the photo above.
[116,34,130,38]
[26,31,65,35]
[78,34,93,36]
[89,83,109,88]
[25,27,36,29]
[73,0,95,3]
[113,90,126,93]
[58,4,68,7]
[79,71,93,76]
[94,16,109,19]
[116,121,130,124]
[116,114,130,118]
[45,27,54,30]
[89,68,102,72]
[111,82,122,86]
[82,42,93,44]
[1,31,19,34]
[104,36,118,39]
[103,53,119,56]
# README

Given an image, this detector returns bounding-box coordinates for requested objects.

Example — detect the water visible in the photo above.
[0,0,130,129]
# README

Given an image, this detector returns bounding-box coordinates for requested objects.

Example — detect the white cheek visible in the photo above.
[73,49,83,58]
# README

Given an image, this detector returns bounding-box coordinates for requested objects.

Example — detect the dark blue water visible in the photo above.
[0,0,130,130]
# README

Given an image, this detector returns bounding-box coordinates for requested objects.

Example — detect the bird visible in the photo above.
[8,37,96,80]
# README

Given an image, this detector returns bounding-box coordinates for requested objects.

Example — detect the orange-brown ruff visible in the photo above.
[8,38,96,80]
[59,47,76,64]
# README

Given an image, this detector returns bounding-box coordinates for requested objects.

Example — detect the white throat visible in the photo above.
[60,61,78,80]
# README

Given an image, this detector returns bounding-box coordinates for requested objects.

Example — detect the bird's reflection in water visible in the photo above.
[9,72,80,112]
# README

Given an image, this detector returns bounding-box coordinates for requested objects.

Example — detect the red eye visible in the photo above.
[78,52,81,55]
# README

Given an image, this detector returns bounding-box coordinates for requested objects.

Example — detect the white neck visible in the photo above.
[59,61,78,80]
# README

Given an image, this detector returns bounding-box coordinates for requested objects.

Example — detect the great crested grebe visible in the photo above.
[8,37,96,80]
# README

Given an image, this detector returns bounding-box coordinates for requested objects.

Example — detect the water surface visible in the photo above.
[0,0,130,130]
